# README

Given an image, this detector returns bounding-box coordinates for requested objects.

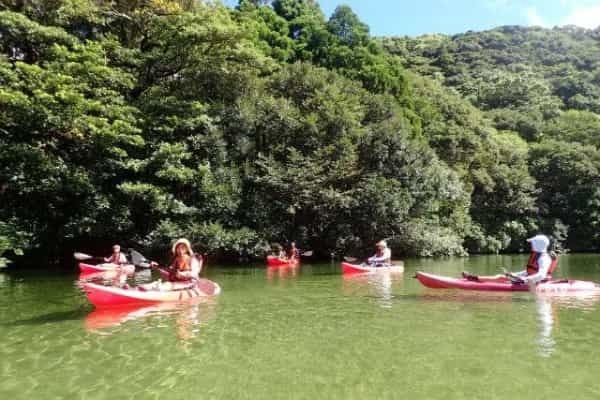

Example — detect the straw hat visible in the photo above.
[172,238,194,255]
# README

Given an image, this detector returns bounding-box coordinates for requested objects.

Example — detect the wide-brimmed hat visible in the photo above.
[376,240,387,248]
[112,244,121,251]
[526,234,549,253]
[172,238,194,255]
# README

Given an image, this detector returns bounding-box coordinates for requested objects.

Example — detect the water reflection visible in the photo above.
[535,297,556,357]
[535,292,600,357]
[341,272,403,308]
[85,299,217,341]
[416,288,600,358]
[266,264,300,281]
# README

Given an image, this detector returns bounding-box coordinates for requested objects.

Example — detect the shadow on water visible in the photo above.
[7,307,91,326]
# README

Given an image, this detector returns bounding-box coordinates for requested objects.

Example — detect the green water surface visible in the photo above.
[2,254,600,399]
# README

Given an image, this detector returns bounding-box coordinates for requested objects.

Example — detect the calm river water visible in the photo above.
[2,254,600,399]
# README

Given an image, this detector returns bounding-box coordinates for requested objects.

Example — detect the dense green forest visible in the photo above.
[1,0,599,266]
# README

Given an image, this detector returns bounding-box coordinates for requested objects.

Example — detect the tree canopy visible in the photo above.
[2,1,600,266]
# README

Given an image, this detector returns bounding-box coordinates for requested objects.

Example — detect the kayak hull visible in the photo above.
[415,271,529,291]
[415,271,600,293]
[266,255,299,267]
[341,262,404,275]
[83,280,221,308]
[79,262,135,274]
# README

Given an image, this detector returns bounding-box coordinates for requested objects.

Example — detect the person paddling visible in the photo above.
[276,244,288,261]
[104,244,128,265]
[144,238,202,291]
[288,242,300,262]
[367,240,391,267]
[463,234,558,284]
[161,238,202,281]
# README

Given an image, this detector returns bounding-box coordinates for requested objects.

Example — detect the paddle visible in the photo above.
[343,256,360,263]
[73,252,104,262]
[129,249,156,269]
[502,268,526,284]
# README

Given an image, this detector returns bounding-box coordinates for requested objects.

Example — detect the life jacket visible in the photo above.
[173,254,192,271]
[169,254,202,282]
[526,252,558,277]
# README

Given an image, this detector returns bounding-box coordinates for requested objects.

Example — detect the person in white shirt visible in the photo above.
[462,234,557,284]
[367,240,391,267]
[511,234,553,284]
[104,244,128,264]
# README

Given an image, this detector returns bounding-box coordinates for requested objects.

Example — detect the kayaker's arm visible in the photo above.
[368,248,391,264]
[521,254,552,284]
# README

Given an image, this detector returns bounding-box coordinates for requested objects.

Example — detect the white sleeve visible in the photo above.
[368,249,391,263]
[525,254,552,283]
[119,254,128,264]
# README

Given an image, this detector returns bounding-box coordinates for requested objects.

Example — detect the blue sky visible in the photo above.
[223,0,600,36]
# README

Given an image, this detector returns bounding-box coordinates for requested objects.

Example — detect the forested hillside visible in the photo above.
[382,25,600,252]
[1,0,599,266]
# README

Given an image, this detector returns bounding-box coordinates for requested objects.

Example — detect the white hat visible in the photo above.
[172,238,194,255]
[527,234,549,253]
[376,240,387,248]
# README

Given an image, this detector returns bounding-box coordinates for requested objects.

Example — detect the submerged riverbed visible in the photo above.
[2,254,600,399]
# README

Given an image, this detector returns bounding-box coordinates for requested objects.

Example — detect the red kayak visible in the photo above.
[79,262,135,274]
[341,262,404,275]
[83,279,221,307]
[266,255,299,267]
[415,271,600,293]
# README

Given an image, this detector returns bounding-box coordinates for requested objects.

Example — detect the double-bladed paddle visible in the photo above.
[502,268,526,284]
[129,249,156,269]
[73,252,104,262]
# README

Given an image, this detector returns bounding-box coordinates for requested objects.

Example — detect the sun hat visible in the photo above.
[526,234,550,253]
[172,238,194,255]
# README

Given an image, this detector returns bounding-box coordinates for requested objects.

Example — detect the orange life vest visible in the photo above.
[526,252,558,277]
[173,254,192,271]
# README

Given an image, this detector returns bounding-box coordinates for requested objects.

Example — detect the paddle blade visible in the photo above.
[73,252,93,261]
[129,249,149,267]
[301,250,313,257]
[343,256,358,262]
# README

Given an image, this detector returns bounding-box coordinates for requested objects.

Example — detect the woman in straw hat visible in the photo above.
[145,238,203,291]
[167,238,202,281]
